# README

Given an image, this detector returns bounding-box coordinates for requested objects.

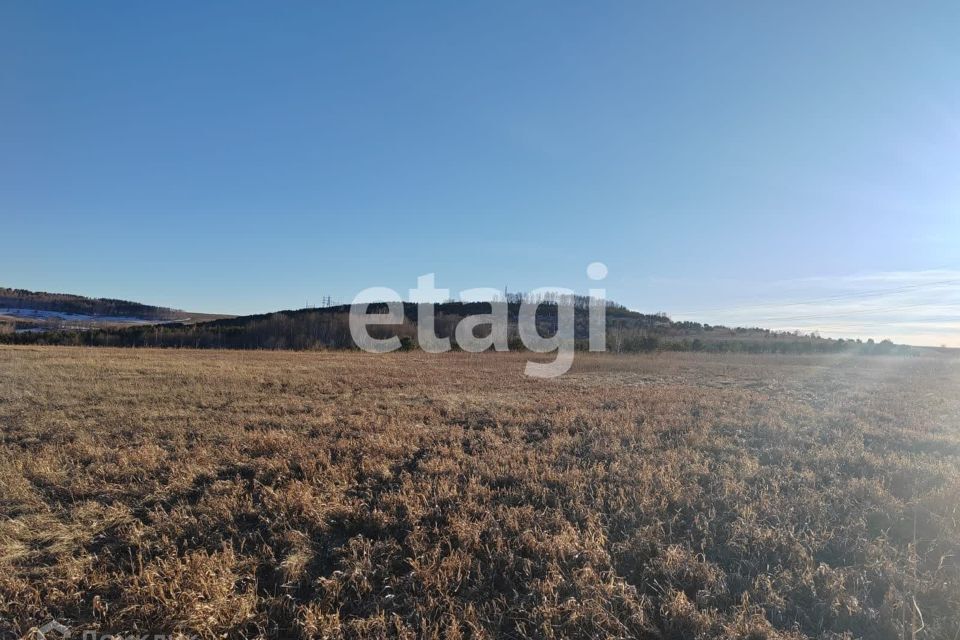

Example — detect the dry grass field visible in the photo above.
[1,347,959,639]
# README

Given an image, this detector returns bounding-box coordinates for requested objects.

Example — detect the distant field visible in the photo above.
[1,347,958,639]
[0,308,153,325]
[0,308,232,332]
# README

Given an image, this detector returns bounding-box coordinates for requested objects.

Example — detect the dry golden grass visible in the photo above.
[1,346,958,639]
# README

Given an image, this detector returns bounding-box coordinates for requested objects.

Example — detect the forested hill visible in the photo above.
[1,297,915,355]
[0,287,188,321]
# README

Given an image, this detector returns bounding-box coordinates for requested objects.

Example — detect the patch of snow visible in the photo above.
[0,307,158,325]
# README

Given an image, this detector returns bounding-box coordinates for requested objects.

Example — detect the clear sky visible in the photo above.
[3,2,959,345]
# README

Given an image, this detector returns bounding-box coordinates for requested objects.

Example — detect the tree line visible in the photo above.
[0,287,185,320]
[0,301,915,356]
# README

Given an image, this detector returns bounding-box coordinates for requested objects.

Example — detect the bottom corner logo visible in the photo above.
[36,620,71,639]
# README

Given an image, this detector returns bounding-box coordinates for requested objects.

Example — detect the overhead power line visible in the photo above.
[675,278,960,317]
[748,302,960,323]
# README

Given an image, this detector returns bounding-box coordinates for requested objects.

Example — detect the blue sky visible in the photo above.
[2,2,959,345]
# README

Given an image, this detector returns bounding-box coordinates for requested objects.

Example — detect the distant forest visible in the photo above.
[0,287,185,320]
[0,298,912,355]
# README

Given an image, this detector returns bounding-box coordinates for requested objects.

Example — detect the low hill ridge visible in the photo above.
[1,295,914,355]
